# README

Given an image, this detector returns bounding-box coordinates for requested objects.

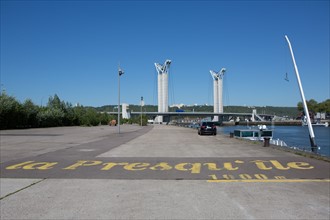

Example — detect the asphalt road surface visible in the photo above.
[1,124,329,219]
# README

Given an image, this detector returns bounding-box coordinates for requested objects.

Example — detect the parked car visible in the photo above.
[198,122,217,135]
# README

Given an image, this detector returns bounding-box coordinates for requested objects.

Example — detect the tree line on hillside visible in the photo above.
[96,104,302,118]
[103,100,328,118]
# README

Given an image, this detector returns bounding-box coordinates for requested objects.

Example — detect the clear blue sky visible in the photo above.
[1,0,329,107]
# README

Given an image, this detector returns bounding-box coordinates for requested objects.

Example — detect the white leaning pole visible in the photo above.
[285,35,317,152]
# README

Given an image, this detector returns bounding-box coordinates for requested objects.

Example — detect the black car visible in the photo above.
[198,122,217,135]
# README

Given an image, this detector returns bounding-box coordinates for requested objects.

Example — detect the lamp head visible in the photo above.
[119,68,124,76]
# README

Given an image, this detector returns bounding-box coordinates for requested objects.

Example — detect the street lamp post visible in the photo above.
[118,66,124,134]
[140,96,144,126]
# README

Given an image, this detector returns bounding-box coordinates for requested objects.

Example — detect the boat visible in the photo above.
[305,122,329,127]
[302,116,329,127]
[233,125,287,146]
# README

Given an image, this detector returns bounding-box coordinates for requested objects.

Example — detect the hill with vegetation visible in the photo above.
[96,105,300,119]
[96,99,330,119]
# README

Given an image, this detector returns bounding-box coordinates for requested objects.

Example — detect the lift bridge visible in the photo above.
[109,59,274,124]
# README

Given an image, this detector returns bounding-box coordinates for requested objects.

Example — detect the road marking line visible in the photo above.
[78,149,96,152]
[207,179,330,183]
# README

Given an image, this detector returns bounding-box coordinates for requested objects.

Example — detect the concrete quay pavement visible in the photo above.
[1,124,329,220]
[0,125,144,163]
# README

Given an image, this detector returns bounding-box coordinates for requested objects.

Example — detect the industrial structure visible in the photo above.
[210,68,226,121]
[154,59,171,123]
[122,103,130,119]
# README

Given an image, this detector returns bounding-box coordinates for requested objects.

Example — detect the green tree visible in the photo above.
[0,93,24,129]
[318,99,330,113]
[307,99,318,113]
[48,94,63,109]
[297,102,303,112]
[72,106,86,125]
[22,99,39,128]
[37,107,65,127]
[98,113,112,125]
[81,108,99,126]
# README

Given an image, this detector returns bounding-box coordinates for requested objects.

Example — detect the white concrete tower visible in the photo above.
[210,68,226,120]
[155,59,171,123]
[211,73,219,113]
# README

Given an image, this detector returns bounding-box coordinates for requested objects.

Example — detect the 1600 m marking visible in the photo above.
[207,174,330,183]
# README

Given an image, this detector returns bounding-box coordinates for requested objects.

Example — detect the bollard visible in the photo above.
[263,138,270,147]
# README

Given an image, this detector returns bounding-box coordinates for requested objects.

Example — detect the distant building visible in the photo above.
[316,112,326,120]
[170,103,185,108]
[122,103,130,119]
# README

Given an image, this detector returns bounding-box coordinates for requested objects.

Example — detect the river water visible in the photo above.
[217,125,330,157]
